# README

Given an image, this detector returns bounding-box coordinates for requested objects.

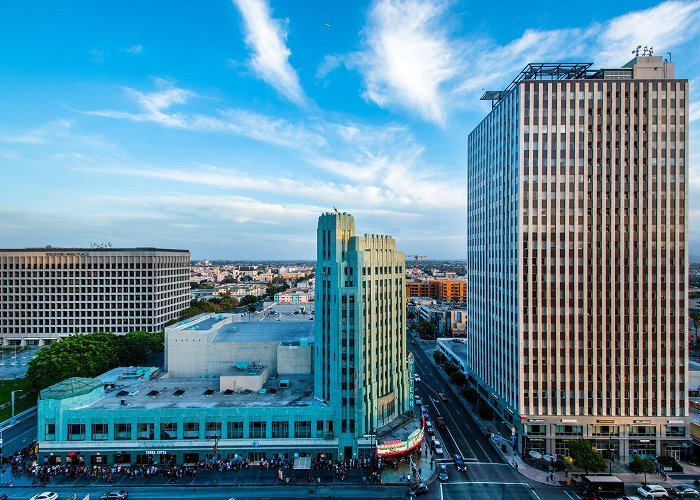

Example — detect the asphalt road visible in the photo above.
[1,413,37,456]
[408,336,503,464]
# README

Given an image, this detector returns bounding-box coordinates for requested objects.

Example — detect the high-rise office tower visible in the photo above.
[0,247,191,344]
[314,212,409,455]
[467,56,689,460]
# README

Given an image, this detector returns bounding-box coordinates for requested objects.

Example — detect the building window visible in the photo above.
[271,421,289,439]
[227,421,244,439]
[136,423,154,440]
[591,425,619,437]
[91,423,109,440]
[629,426,656,437]
[67,423,86,441]
[554,425,583,436]
[526,424,546,436]
[666,425,686,437]
[115,423,131,440]
[205,422,221,439]
[45,423,56,441]
[294,420,312,438]
[249,421,266,439]
[160,422,177,440]
[183,422,199,439]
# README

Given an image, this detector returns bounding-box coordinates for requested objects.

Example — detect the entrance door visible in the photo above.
[669,449,681,461]
[343,446,353,460]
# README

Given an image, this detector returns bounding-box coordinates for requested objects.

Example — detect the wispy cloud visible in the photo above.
[232,0,306,105]
[122,44,144,54]
[356,0,458,126]
[339,0,700,124]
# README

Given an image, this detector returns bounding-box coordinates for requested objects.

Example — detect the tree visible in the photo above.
[239,294,258,306]
[449,371,467,386]
[629,454,655,484]
[27,331,165,392]
[433,351,446,364]
[567,439,607,474]
[462,387,478,404]
[478,404,494,421]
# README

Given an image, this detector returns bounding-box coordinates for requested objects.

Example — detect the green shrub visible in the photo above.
[478,404,494,421]
[449,371,467,386]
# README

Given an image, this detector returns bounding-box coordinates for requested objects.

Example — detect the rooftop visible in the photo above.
[437,338,469,363]
[88,371,321,410]
[40,377,103,400]
[212,321,313,344]
[0,247,189,253]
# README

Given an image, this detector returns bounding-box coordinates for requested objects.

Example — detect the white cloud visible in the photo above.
[355,0,458,125]
[232,0,306,105]
[596,1,700,67]
[123,44,143,54]
[342,0,700,124]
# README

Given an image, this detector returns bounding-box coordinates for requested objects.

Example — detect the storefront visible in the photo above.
[629,439,657,458]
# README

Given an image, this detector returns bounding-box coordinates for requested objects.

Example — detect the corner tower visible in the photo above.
[314,212,409,456]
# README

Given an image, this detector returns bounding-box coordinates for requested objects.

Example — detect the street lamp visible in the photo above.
[608,435,613,474]
[11,389,23,423]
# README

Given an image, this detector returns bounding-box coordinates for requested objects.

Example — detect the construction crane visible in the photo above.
[406,255,427,280]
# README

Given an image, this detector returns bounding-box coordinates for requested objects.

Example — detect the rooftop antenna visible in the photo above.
[333,207,339,214]
[642,46,649,56]
[633,45,642,56]
[648,46,654,56]
[665,52,672,63]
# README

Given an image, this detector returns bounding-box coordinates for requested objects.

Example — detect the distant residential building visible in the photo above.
[405,278,466,303]
[416,303,467,336]
[0,247,190,344]
[274,290,312,303]
[467,56,689,460]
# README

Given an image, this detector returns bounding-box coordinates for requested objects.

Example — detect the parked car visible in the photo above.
[415,396,422,406]
[637,484,670,498]
[421,407,429,418]
[406,482,429,497]
[670,485,700,497]
[439,392,450,403]
[425,421,435,435]
[438,464,449,481]
[454,454,467,472]
[29,494,59,500]
[100,491,129,500]
[433,439,444,455]
[436,416,447,428]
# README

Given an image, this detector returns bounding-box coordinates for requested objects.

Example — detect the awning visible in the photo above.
[293,456,311,470]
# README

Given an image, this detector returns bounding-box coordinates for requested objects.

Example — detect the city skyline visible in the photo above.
[1,0,699,259]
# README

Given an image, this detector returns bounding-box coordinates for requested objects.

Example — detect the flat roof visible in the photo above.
[437,338,468,363]
[87,372,321,411]
[213,321,313,344]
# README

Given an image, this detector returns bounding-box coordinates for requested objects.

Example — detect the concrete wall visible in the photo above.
[219,367,269,392]
[277,344,312,375]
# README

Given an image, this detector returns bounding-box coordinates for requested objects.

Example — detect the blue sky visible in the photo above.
[1,0,699,259]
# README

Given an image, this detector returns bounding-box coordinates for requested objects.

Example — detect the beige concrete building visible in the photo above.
[0,247,190,344]
[467,56,689,461]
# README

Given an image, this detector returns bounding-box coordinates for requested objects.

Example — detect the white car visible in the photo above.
[415,396,422,406]
[637,484,669,498]
[414,374,421,383]
[30,493,59,500]
[433,439,444,455]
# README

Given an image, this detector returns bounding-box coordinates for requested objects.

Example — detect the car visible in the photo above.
[438,464,449,481]
[454,454,467,472]
[415,396,422,406]
[411,340,416,345]
[406,482,429,497]
[29,494,59,500]
[638,484,670,498]
[436,416,447,428]
[425,421,435,435]
[671,485,700,497]
[414,374,421,383]
[439,392,450,403]
[99,491,129,500]
[421,406,429,417]
[433,439,444,455]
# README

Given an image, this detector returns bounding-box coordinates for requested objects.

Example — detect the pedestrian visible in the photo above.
[418,467,422,477]
[515,462,518,471]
